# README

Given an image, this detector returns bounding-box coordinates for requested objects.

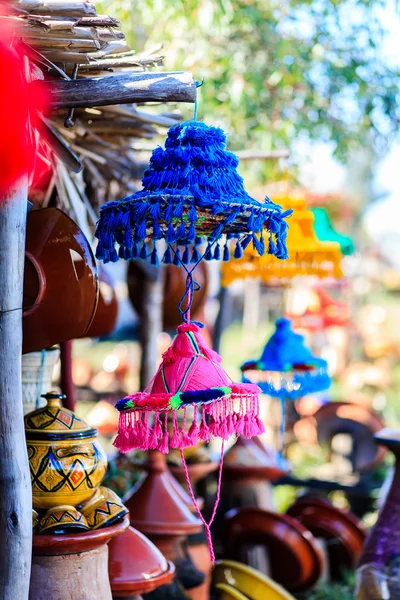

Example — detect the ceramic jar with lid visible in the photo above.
[25,392,108,510]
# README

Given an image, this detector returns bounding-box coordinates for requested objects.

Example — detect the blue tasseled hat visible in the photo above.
[241,318,331,399]
[95,121,292,265]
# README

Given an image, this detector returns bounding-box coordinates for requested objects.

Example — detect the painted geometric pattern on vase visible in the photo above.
[26,406,77,431]
[83,497,128,530]
[39,507,89,534]
[28,442,107,506]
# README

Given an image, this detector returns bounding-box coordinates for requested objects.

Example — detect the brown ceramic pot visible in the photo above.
[311,401,386,472]
[224,507,324,592]
[127,262,208,330]
[23,208,98,354]
[223,437,290,481]
[83,268,118,339]
[108,525,175,596]
[32,516,129,556]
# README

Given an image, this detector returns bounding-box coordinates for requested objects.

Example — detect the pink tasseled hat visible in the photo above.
[114,323,263,454]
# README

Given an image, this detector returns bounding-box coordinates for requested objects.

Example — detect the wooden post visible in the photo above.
[0,177,32,599]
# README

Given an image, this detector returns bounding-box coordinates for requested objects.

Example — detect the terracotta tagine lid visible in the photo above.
[33,516,129,556]
[124,451,202,536]
[108,525,175,595]
[224,507,325,593]
[287,496,366,578]
[25,392,108,509]
[223,437,290,481]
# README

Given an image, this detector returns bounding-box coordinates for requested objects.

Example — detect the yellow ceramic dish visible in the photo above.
[39,505,89,535]
[80,486,128,530]
[213,560,296,600]
[25,393,108,509]
[215,583,249,600]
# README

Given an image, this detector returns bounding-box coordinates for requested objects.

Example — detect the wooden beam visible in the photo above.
[0,177,32,599]
[45,71,196,110]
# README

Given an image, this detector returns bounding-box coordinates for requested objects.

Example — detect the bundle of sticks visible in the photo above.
[3,1,195,228]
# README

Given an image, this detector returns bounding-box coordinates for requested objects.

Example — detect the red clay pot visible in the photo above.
[32,517,129,556]
[23,208,98,354]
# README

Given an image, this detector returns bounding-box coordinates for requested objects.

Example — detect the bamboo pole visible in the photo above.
[46,71,196,110]
[0,177,32,599]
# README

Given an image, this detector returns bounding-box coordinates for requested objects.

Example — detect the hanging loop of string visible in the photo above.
[178,272,202,324]
[180,440,224,564]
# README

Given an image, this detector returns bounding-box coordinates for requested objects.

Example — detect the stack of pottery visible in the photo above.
[26,392,128,534]
[27,393,175,600]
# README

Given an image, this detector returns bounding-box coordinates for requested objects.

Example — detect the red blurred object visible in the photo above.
[287,287,349,332]
[0,10,48,195]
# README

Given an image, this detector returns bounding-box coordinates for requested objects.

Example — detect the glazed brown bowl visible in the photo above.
[224,507,325,592]
[23,207,98,354]
[287,496,366,578]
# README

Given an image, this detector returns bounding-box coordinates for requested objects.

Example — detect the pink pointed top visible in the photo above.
[151,323,230,394]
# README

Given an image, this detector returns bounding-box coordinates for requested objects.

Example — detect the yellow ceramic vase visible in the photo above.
[25,393,108,510]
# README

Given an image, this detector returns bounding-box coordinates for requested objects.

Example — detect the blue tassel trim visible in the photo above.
[94,121,293,264]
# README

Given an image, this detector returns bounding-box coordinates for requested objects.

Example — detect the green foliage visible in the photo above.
[301,571,356,599]
[99,0,399,169]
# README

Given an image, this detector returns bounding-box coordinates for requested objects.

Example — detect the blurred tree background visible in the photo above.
[98,0,399,186]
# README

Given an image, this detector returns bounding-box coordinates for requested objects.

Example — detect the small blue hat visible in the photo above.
[241,318,331,399]
[95,121,291,266]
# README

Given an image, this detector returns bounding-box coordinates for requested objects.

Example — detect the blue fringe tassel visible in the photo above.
[173,247,181,266]
[163,246,173,264]
[223,242,230,262]
[182,246,191,264]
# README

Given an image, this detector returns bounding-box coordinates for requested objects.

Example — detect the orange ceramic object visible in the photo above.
[108,525,175,595]
[23,208,98,354]
[287,497,366,577]
[33,516,129,556]
[224,507,324,592]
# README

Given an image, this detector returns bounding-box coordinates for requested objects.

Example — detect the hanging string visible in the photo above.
[193,78,204,121]
[180,440,225,564]
[278,395,287,467]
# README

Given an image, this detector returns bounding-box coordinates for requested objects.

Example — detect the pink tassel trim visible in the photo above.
[114,392,265,454]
